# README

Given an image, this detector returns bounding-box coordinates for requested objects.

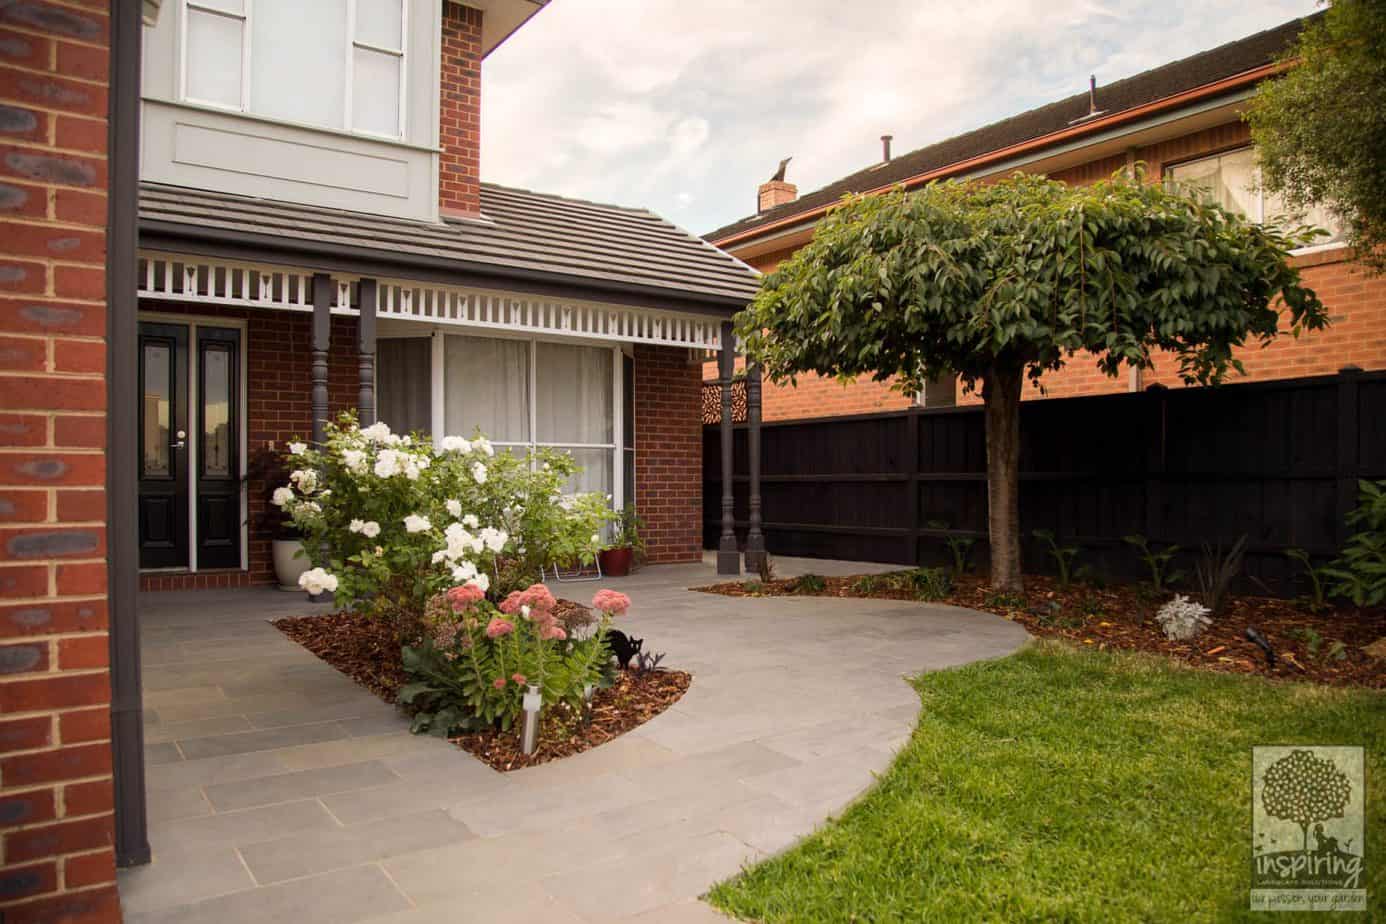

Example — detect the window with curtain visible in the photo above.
[1166,147,1342,246]
[443,334,618,500]
[377,338,431,436]
[182,0,406,138]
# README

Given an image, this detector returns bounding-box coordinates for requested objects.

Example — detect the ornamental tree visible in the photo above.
[1247,0,1386,273]
[1261,749,1353,854]
[736,172,1326,591]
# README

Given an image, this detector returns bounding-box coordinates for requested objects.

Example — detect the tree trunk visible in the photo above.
[983,364,1025,593]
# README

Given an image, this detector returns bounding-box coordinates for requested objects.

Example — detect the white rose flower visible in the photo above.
[462,514,480,529]
[361,520,380,539]
[479,527,508,553]
[438,435,471,454]
[298,567,338,595]
[341,449,366,474]
[445,499,463,518]
[591,533,600,545]
[404,514,432,534]
[359,421,392,443]
[289,469,317,492]
[471,462,488,484]
[471,572,490,594]
[475,437,495,457]
[288,441,307,455]
[431,550,448,564]
[403,460,421,481]
[374,449,401,478]
[349,519,367,533]
[271,487,294,507]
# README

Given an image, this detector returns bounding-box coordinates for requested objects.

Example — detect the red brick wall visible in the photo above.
[0,1,123,919]
[722,118,1386,419]
[137,303,360,590]
[633,344,702,563]
[439,3,482,218]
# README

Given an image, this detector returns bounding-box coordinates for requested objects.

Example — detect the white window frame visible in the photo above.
[1164,146,1345,255]
[178,0,408,140]
[418,330,626,516]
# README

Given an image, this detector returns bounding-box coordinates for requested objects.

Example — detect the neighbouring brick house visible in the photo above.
[2,0,757,919]
[705,13,1386,421]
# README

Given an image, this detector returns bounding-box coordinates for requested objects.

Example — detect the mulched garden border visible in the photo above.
[273,610,691,771]
[694,573,1386,688]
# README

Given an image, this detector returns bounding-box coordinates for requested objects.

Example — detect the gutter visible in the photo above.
[710,62,1284,249]
[139,219,754,318]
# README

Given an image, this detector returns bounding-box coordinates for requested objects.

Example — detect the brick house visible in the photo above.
[705,13,1386,422]
[1,0,756,919]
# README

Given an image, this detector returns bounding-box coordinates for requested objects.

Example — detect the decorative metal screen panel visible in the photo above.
[137,251,725,351]
[702,379,747,424]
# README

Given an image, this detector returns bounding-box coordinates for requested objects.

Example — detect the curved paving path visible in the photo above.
[119,557,1029,923]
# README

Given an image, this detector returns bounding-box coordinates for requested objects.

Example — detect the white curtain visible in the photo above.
[444,335,529,442]
[251,0,347,128]
[377,338,431,436]
[536,342,612,445]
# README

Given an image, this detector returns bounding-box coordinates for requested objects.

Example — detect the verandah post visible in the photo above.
[744,362,767,574]
[311,273,333,446]
[357,278,378,427]
[717,322,739,575]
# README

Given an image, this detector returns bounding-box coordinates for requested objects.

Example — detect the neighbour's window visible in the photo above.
[182,0,407,139]
[1165,147,1342,247]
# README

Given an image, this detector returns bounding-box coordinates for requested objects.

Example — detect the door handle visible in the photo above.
[173,429,187,450]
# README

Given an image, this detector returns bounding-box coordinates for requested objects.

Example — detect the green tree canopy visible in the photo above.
[736,172,1327,591]
[1247,1,1386,272]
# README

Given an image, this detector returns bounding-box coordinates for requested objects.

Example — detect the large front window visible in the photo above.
[1165,147,1342,247]
[182,0,406,138]
[378,333,630,508]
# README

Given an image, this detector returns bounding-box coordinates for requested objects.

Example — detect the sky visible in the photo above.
[480,0,1321,238]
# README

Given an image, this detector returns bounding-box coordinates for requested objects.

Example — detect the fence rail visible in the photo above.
[703,368,1386,596]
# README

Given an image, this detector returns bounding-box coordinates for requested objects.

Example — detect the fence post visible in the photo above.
[1335,365,1363,548]
[906,411,921,565]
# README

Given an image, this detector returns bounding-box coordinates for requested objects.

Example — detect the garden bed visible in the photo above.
[273,610,690,770]
[695,573,1386,688]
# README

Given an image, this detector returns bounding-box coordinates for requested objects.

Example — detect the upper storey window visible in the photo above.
[1165,147,1343,248]
[182,0,406,139]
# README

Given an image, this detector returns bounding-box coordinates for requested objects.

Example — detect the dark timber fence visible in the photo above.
[703,368,1386,596]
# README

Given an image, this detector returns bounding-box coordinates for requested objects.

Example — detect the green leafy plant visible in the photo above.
[736,172,1327,593]
[792,573,827,595]
[904,566,953,602]
[399,584,629,735]
[1194,534,1248,618]
[1294,627,1348,665]
[608,505,645,554]
[1284,548,1332,612]
[1123,534,1184,593]
[1032,529,1080,589]
[1324,479,1386,608]
[985,591,1026,611]
[851,574,884,595]
[741,580,764,595]
[274,413,615,635]
[927,519,976,576]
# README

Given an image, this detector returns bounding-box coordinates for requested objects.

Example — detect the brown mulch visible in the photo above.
[272,608,691,771]
[274,612,408,702]
[452,668,691,772]
[696,573,1386,688]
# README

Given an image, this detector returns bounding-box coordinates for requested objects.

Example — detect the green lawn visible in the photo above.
[708,643,1384,923]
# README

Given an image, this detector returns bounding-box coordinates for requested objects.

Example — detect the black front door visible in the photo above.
[138,322,188,569]
[138,321,244,571]
[195,327,241,568]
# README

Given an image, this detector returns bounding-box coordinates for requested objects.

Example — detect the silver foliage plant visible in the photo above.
[1155,594,1213,642]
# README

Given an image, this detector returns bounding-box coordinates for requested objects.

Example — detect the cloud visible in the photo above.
[481,0,1320,235]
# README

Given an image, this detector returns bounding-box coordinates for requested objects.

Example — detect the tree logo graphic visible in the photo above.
[1251,746,1366,912]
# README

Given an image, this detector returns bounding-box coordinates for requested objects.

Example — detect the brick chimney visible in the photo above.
[439,3,483,219]
[758,179,797,213]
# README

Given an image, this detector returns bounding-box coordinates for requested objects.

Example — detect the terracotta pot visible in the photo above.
[599,546,634,577]
[272,538,309,591]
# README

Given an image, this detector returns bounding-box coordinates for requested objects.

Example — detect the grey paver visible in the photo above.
[120,557,1028,922]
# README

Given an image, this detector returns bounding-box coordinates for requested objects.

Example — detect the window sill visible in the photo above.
[1288,242,1353,269]
[141,95,442,154]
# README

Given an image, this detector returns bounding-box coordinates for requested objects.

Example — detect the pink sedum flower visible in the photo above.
[511,673,526,685]
[540,624,567,641]
[492,677,506,690]
[498,591,524,615]
[446,583,485,612]
[517,583,557,613]
[591,589,631,616]
[485,617,514,639]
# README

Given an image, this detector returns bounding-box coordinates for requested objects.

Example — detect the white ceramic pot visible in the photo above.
[272,538,309,592]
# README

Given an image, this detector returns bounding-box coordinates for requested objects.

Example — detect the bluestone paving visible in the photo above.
[121,554,1027,921]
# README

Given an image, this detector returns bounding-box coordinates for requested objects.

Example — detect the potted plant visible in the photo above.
[598,506,644,578]
[248,446,310,591]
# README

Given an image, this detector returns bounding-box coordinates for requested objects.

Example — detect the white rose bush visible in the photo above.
[273,413,614,638]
